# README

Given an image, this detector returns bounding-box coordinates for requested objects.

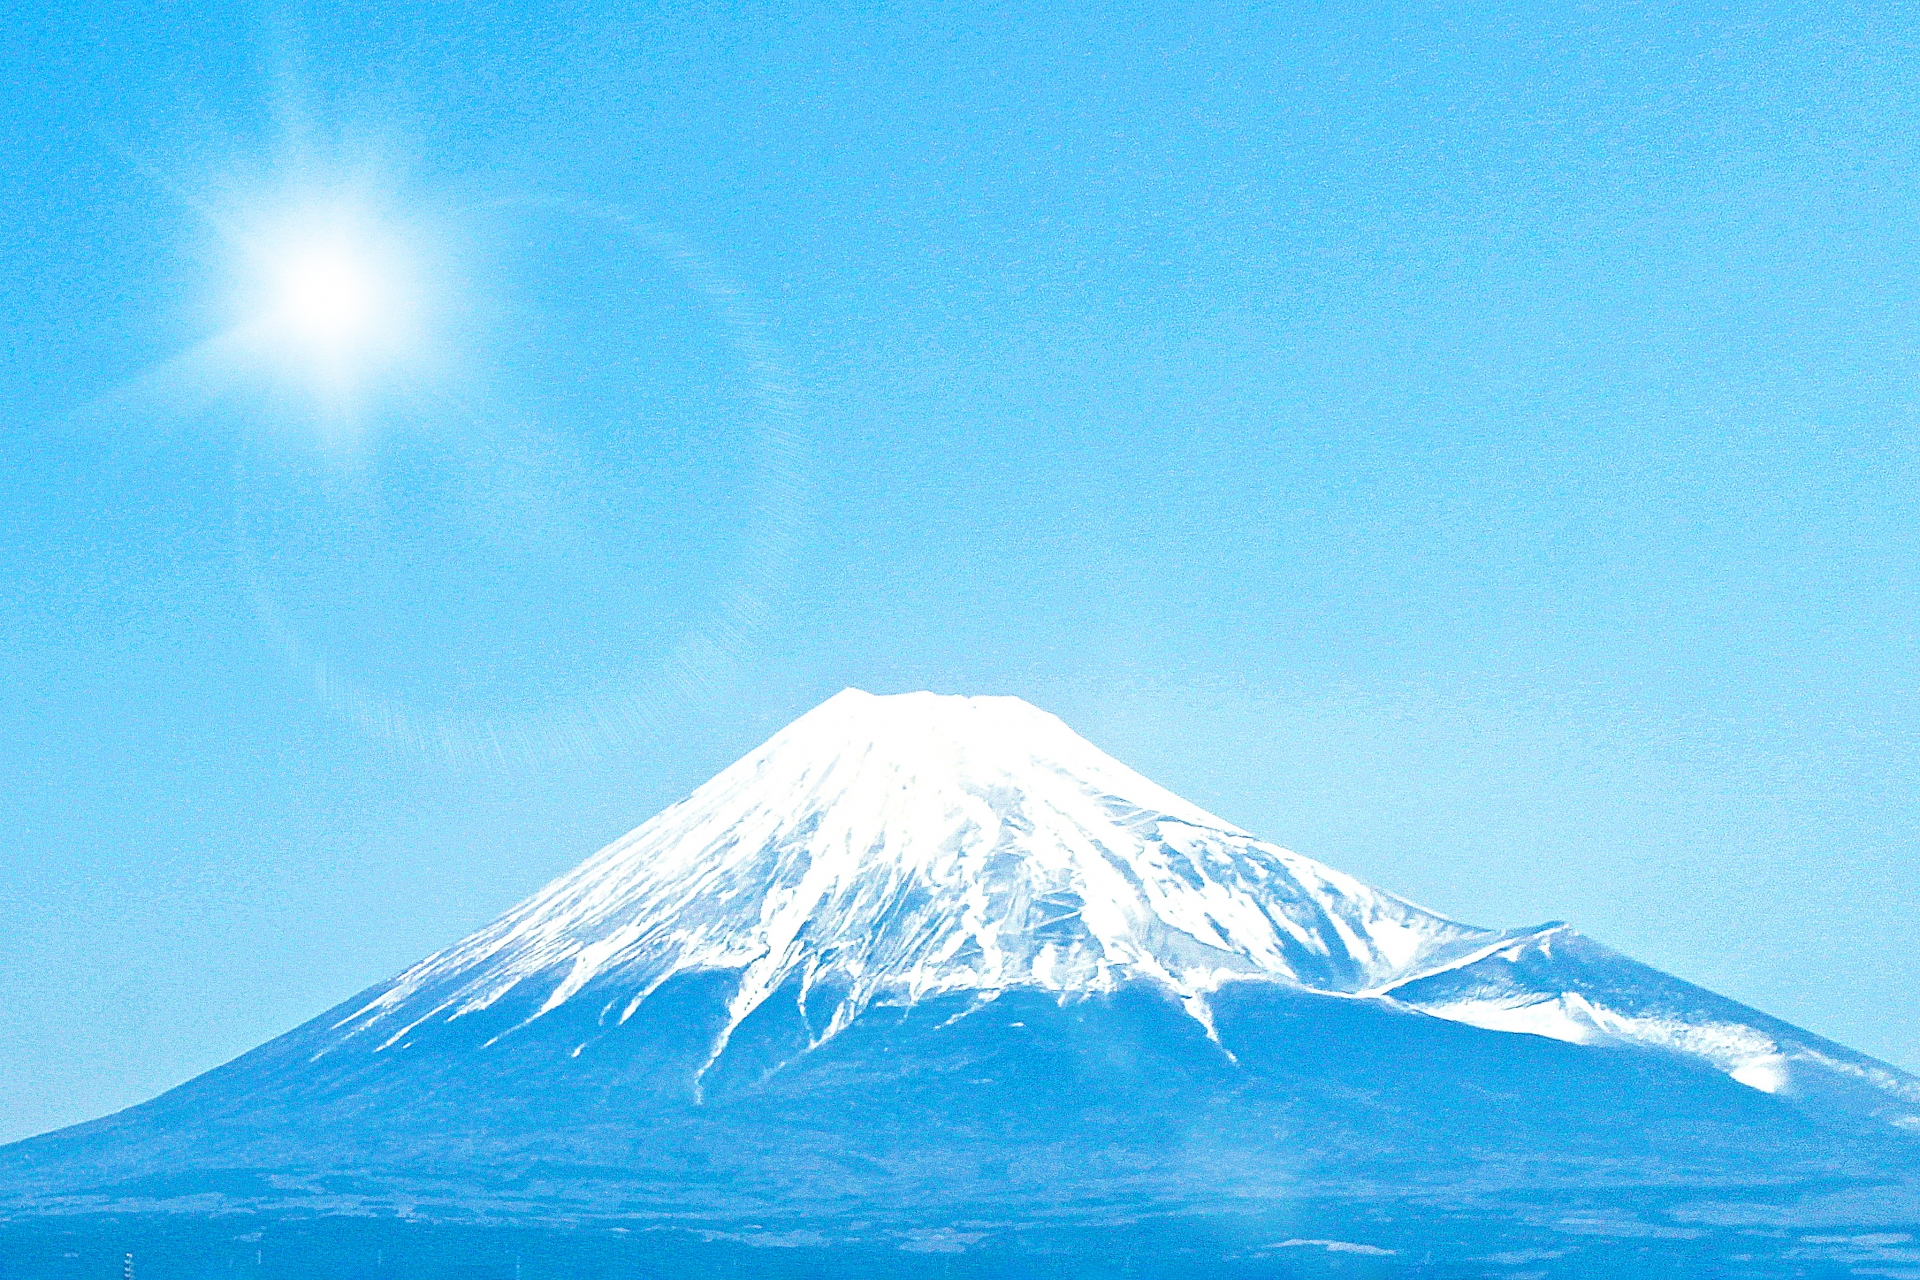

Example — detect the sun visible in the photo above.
[268,238,384,350]
[230,198,423,403]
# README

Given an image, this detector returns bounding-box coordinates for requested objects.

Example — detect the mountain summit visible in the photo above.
[5,690,1918,1275]
[342,689,1511,1072]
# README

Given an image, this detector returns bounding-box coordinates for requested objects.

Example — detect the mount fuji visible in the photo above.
[5,691,1918,1278]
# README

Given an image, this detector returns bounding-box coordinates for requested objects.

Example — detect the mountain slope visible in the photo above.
[312,689,1915,1122]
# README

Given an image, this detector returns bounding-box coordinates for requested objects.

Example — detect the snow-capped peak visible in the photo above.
[336,690,1501,1061]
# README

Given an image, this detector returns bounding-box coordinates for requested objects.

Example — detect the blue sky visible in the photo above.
[5,0,1920,1142]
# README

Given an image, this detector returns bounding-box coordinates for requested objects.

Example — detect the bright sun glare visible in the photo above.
[270,241,383,348]
[234,201,422,403]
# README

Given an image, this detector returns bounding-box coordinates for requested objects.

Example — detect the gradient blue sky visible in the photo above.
[5,1,1920,1144]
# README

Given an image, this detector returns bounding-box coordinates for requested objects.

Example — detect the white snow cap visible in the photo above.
[341,690,1498,1056]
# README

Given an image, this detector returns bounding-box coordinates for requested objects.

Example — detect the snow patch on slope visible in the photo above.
[1414,992,1789,1092]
